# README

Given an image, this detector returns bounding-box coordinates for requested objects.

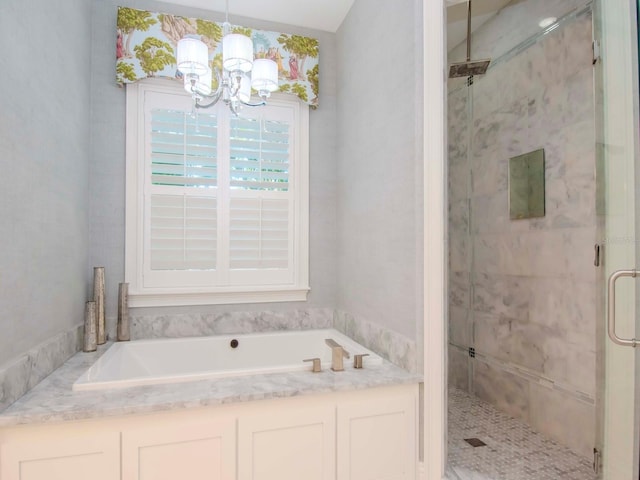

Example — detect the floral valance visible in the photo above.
[116,7,319,107]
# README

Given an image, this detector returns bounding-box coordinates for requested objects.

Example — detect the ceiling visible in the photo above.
[156,0,508,50]
[154,0,356,32]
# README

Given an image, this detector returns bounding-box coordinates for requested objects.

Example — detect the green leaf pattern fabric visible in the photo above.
[116,7,320,108]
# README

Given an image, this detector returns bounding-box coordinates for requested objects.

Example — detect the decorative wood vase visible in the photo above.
[93,267,106,344]
[117,282,130,341]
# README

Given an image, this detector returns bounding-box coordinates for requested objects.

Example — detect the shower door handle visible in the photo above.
[607,269,639,347]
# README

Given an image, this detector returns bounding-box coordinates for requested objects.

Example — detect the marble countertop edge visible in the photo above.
[0,344,422,427]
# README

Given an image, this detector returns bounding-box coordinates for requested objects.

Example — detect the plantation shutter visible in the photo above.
[149,194,217,270]
[142,91,219,287]
[229,197,289,269]
[127,81,309,305]
[227,107,295,285]
[139,89,299,290]
[149,109,217,188]
[229,116,290,191]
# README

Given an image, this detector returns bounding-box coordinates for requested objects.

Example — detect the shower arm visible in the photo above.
[466,0,472,62]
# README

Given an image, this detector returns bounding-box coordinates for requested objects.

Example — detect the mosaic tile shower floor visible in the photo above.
[446,388,595,480]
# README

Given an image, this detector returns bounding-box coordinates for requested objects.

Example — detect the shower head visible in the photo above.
[448,58,491,78]
[448,0,491,79]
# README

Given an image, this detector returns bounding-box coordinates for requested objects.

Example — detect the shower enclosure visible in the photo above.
[445,0,640,477]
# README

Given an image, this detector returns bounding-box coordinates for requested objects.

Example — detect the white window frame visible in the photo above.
[125,79,309,307]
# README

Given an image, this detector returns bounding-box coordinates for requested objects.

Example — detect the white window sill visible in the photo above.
[128,287,310,307]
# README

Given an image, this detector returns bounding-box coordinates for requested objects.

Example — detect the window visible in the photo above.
[125,80,309,306]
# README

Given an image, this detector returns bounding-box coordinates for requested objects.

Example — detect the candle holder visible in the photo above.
[93,267,106,344]
[117,282,130,341]
[83,301,97,352]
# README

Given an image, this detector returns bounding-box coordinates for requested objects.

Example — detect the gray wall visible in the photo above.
[0,0,423,375]
[0,0,92,366]
[447,5,596,457]
[90,0,338,331]
[336,0,423,342]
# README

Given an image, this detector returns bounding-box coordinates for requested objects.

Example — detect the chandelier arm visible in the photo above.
[186,67,225,109]
[229,82,241,99]
[196,67,224,98]
[195,89,224,109]
[240,99,267,107]
[189,82,223,100]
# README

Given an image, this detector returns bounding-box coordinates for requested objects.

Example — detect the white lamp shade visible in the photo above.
[177,37,209,76]
[184,68,212,95]
[223,34,254,73]
[251,58,279,92]
[238,74,251,103]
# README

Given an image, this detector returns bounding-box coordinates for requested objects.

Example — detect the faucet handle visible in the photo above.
[353,353,370,369]
[303,357,322,373]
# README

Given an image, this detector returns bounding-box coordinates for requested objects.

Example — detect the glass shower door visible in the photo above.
[595,0,640,478]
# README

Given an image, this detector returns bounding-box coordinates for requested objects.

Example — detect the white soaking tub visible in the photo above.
[73,329,382,391]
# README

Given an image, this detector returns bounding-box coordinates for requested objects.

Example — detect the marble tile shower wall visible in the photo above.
[448,0,589,65]
[447,13,597,458]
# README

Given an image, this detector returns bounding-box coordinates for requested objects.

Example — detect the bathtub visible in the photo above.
[73,329,382,391]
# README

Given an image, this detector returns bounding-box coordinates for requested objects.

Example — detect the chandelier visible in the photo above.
[176,0,278,114]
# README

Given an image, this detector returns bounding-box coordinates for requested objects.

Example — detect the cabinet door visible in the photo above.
[337,386,417,480]
[122,415,236,480]
[0,430,119,480]
[238,401,335,480]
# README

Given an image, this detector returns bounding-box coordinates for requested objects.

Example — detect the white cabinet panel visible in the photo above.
[238,401,335,480]
[1,383,420,480]
[122,415,236,480]
[0,429,119,480]
[337,386,417,480]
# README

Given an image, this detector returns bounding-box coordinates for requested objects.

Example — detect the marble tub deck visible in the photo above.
[0,342,421,427]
